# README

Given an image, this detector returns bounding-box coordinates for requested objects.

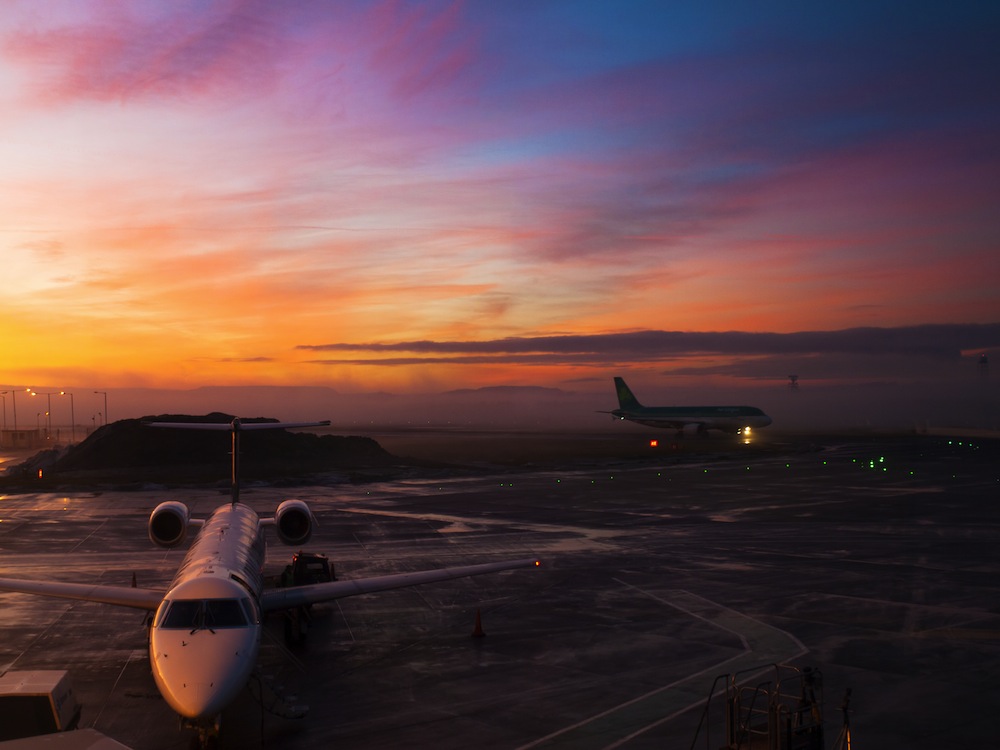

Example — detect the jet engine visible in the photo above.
[274,499,314,546]
[148,501,191,548]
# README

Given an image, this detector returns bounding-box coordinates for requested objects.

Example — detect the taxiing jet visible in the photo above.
[0,418,539,747]
[605,377,772,434]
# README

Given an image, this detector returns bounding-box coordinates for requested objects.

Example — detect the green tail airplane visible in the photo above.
[607,377,772,434]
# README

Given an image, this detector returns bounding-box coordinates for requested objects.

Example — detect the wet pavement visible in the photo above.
[0,432,998,749]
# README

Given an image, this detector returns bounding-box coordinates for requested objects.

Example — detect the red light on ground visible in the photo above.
[37,469,43,479]
[649,439,658,448]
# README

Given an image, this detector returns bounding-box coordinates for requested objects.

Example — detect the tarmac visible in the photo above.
[0,429,998,749]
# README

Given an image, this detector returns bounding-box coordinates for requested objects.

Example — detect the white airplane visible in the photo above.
[0,418,539,747]
[605,377,773,434]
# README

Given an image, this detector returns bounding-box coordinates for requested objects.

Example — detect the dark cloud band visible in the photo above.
[299,324,1000,361]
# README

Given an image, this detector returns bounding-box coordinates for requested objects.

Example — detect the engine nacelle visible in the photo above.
[274,499,314,546]
[148,501,191,548]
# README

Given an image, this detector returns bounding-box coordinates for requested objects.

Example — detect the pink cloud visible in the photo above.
[364,1,478,100]
[5,1,287,104]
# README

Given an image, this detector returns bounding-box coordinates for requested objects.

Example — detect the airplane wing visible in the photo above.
[0,577,165,611]
[0,557,540,614]
[260,557,540,613]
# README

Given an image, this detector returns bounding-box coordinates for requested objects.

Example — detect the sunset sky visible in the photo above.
[2,1,998,420]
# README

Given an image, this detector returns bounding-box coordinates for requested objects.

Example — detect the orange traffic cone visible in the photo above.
[471,609,486,638]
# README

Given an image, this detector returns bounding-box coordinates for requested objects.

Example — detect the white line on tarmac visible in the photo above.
[516,583,807,750]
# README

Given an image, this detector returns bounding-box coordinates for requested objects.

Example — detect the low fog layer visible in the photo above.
[58,371,997,434]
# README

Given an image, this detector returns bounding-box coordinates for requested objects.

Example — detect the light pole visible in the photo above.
[30,391,58,440]
[1,390,18,431]
[60,391,75,443]
[94,391,108,425]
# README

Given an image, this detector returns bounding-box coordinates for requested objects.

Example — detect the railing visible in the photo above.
[691,663,826,750]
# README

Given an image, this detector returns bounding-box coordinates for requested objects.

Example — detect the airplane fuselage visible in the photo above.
[150,503,265,721]
[611,405,773,432]
[607,377,772,433]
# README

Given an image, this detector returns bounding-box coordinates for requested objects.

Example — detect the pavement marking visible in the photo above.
[70,519,109,553]
[0,599,78,672]
[93,648,141,727]
[516,586,807,750]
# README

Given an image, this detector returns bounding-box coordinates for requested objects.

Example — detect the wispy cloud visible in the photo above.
[4,3,284,103]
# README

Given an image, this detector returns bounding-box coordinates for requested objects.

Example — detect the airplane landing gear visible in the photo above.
[186,716,221,750]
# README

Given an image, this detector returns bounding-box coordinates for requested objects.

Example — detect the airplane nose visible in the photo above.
[184,677,257,721]
[151,628,259,720]
[175,683,228,720]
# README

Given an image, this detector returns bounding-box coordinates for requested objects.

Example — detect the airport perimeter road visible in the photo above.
[0,433,998,749]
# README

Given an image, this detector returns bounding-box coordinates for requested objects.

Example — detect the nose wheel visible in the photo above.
[187,716,221,750]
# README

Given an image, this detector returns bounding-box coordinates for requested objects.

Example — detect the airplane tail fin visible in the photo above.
[145,419,330,504]
[613,377,643,410]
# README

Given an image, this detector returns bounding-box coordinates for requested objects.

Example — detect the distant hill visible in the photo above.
[1,414,394,488]
[60,383,601,430]
[442,385,569,397]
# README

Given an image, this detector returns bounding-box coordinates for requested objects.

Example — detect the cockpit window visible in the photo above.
[159,598,249,629]
[205,599,247,627]
[161,600,201,629]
